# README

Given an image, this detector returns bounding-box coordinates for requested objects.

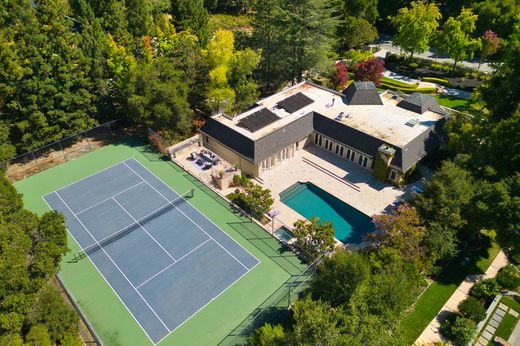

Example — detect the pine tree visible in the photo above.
[171,0,209,45]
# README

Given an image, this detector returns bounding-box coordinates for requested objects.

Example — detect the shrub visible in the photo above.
[458,297,486,322]
[250,323,285,346]
[409,62,419,69]
[441,314,477,346]
[232,174,251,188]
[496,265,520,290]
[422,77,451,87]
[470,278,501,300]
[442,65,451,72]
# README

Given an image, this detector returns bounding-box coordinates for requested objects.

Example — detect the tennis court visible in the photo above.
[43,158,259,344]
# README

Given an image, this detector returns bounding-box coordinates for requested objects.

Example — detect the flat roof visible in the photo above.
[210,82,445,148]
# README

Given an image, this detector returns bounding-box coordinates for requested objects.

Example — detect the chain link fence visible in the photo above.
[2,120,120,182]
[217,255,323,346]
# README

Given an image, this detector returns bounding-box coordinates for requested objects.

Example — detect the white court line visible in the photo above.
[49,160,129,195]
[154,258,261,344]
[76,180,146,215]
[136,238,211,289]
[41,195,160,345]
[112,197,177,262]
[79,199,172,253]
[53,190,172,334]
[125,157,260,267]
[122,161,250,271]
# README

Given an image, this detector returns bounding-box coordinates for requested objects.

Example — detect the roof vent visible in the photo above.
[335,112,346,121]
[405,119,419,127]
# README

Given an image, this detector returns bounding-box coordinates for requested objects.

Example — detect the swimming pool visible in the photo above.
[279,182,374,244]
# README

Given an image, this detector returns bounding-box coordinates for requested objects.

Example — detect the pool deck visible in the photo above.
[261,145,410,237]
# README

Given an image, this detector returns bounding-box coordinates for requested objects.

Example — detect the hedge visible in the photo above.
[421,77,452,87]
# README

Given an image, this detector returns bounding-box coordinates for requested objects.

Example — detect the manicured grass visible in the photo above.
[14,139,307,346]
[380,76,416,88]
[501,296,520,313]
[400,237,501,344]
[494,313,517,340]
[434,94,471,111]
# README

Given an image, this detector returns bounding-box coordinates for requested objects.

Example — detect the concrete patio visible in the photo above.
[260,145,411,238]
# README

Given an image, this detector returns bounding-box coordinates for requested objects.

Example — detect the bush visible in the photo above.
[458,297,486,322]
[470,278,501,300]
[422,77,452,87]
[232,174,251,188]
[409,62,419,69]
[442,65,451,72]
[441,314,477,346]
[496,265,520,290]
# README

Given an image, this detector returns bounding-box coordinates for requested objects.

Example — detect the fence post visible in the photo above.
[32,151,41,171]
[107,121,114,140]
[83,132,92,151]
[58,140,68,161]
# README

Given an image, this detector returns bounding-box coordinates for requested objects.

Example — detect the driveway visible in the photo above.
[371,38,493,73]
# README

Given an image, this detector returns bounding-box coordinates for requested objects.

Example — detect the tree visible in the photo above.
[480,18,520,121]
[353,57,384,86]
[475,174,520,261]
[368,205,426,267]
[26,286,78,343]
[293,217,335,260]
[204,30,260,114]
[470,278,500,300]
[496,265,520,290]
[0,122,15,162]
[350,261,419,321]
[342,17,378,50]
[289,296,346,346]
[241,183,274,219]
[413,161,476,242]
[253,0,337,87]
[250,323,285,346]
[127,58,192,140]
[436,8,480,70]
[479,30,499,69]
[441,315,477,346]
[25,325,51,346]
[329,61,349,91]
[171,0,209,45]
[3,0,97,152]
[125,0,152,37]
[391,1,442,60]
[310,250,369,307]
[251,0,285,92]
[473,0,520,38]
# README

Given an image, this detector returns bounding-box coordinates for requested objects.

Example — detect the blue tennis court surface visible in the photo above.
[43,158,259,344]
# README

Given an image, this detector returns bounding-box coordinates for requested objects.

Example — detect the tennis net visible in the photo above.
[78,189,194,258]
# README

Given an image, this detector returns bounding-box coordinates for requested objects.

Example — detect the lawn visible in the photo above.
[14,138,308,346]
[434,94,471,111]
[400,234,501,344]
[495,314,517,340]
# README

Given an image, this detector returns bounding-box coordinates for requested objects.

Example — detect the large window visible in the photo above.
[389,169,397,181]
[346,148,355,161]
[358,154,368,168]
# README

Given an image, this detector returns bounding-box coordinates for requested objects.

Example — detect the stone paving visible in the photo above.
[475,303,517,346]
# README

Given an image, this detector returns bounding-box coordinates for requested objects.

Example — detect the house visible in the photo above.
[199,81,447,184]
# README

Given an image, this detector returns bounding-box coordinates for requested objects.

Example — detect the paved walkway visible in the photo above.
[415,250,508,345]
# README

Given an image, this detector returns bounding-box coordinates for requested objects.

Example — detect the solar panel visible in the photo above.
[237,108,280,132]
[277,92,314,113]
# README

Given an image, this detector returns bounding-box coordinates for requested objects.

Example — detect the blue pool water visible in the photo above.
[279,182,375,244]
